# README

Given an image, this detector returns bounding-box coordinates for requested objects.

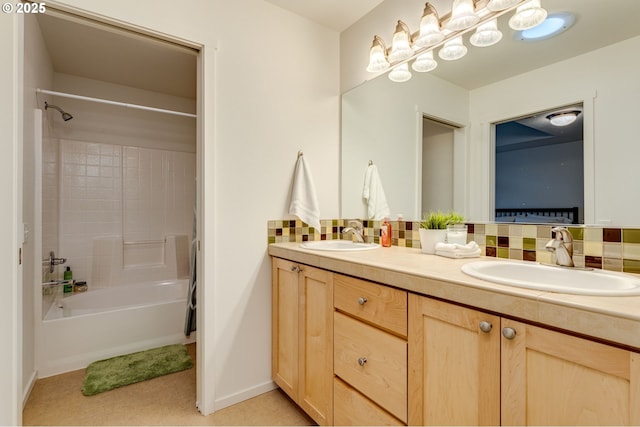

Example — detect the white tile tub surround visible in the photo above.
[55,140,195,287]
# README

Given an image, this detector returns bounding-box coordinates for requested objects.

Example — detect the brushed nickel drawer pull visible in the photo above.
[357,357,367,366]
[358,297,368,305]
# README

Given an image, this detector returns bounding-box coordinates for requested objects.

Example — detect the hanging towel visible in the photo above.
[362,164,390,220]
[289,154,321,232]
[434,241,482,259]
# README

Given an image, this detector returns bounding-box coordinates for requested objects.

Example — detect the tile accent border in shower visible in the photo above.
[268,219,640,274]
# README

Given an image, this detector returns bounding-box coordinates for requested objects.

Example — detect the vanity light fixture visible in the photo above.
[546,110,581,126]
[367,0,548,83]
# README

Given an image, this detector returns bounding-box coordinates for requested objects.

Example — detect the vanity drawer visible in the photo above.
[333,377,404,426]
[334,311,407,422]
[334,274,407,337]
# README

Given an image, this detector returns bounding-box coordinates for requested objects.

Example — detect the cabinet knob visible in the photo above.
[502,327,517,340]
[358,297,368,305]
[357,357,367,366]
[479,321,493,333]
[290,265,302,273]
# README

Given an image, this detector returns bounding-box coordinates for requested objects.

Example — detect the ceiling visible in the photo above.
[34,1,640,98]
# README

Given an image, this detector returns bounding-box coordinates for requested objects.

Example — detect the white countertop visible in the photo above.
[268,242,640,350]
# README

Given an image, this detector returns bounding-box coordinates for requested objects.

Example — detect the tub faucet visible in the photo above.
[46,251,67,273]
[545,226,574,267]
[342,220,365,243]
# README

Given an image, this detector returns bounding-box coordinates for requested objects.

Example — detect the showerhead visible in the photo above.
[44,101,73,121]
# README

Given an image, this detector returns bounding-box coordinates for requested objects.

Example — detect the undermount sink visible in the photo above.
[461,260,640,296]
[299,240,380,252]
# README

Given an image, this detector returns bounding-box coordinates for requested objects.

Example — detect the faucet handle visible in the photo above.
[551,226,573,242]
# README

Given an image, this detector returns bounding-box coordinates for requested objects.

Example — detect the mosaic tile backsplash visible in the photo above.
[268,219,640,274]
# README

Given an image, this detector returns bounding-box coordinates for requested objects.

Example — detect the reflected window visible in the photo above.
[494,104,584,224]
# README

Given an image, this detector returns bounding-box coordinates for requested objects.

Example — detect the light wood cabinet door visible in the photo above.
[271,258,333,426]
[298,264,333,426]
[272,257,299,399]
[501,318,640,426]
[408,294,501,426]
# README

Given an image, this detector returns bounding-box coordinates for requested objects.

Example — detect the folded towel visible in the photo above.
[289,154,321,232]
[362,164,390,220]
[435,241,481,258]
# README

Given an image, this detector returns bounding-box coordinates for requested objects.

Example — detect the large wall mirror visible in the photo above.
[341,0,640,226]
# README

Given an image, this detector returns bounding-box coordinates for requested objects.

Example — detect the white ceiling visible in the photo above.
[34,1,640,98]
[265,0,384,32]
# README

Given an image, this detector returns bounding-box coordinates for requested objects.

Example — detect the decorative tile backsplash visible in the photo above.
[268,219,640,274]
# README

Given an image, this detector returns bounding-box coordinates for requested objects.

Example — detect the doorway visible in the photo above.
[25,5,201,414]
[421,116,459,215]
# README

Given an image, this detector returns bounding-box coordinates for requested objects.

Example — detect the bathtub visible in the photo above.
[39,279,194,377]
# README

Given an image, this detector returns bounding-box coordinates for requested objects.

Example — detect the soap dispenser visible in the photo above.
[381,217,392,247]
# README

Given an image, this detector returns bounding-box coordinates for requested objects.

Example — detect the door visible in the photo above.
[501,319,640,425]
[408,294,500,425]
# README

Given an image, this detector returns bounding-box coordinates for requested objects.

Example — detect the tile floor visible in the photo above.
[23,344,314,426]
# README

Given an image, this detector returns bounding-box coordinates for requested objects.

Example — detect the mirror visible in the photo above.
[341,0,640,226]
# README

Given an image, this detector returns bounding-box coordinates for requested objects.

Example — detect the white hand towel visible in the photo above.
[362,164,390,220]
[289,155,321,232]
[435,241,481,258]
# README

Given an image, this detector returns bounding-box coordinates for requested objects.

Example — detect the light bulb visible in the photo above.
[470,19,503,47]
[412,51,438,72]
[446,0,479,31]
[388,63,412,82]
[486,0,522,12]
[509,0,547,30]
[438,36,467,61]
[366,36,389,73]
[414,3,444,48]
[388,21,414,63]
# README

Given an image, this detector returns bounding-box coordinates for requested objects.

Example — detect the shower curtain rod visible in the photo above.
[36,88,197,118]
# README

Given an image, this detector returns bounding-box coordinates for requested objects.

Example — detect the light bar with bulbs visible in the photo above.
[366,0,548,82]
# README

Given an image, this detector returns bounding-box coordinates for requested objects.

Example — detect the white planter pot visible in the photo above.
[419,228,447,254]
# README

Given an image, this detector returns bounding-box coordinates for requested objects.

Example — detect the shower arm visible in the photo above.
[47,251,67,274]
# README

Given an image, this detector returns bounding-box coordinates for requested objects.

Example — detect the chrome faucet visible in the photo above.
[545,227,574,267]
[342,220,365,243]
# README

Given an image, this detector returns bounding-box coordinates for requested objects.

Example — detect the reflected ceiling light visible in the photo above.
[388,63,412,82]
[486,0,522,11]
[546,110,581,126]
[414,3,444,48]
[470,19,503,47]
[439,36,467,61]
[367,1,558,83]
[366,35,390,72]
[388,20,414,63]
[517,12,574,41]
[509,0,548,31]
[446,0,480,31]
[412,50,438,72]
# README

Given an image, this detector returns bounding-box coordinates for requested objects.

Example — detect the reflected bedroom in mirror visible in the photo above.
[341,0,640,227]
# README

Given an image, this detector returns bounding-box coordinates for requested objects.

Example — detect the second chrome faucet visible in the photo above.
[545,226,574,267]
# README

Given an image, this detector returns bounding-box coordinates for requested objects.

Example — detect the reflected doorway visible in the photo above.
[421,116,459,214]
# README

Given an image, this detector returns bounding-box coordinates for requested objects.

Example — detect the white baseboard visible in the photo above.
[212,380,277,412]
[22,370,38,409]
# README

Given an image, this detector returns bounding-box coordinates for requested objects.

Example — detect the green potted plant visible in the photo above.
[419,211,465,254]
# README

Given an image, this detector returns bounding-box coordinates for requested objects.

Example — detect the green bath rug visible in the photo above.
[82,344,193,396]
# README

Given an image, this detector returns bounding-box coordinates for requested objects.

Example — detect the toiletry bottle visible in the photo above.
[63,266,73,293]
[381,217,392,247]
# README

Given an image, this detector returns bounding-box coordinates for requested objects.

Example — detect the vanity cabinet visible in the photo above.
[409,293,640,426]
[333,274,408,425]
[271,258,333,426]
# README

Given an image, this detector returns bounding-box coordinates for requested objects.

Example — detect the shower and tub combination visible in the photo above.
[38,91,197,377]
